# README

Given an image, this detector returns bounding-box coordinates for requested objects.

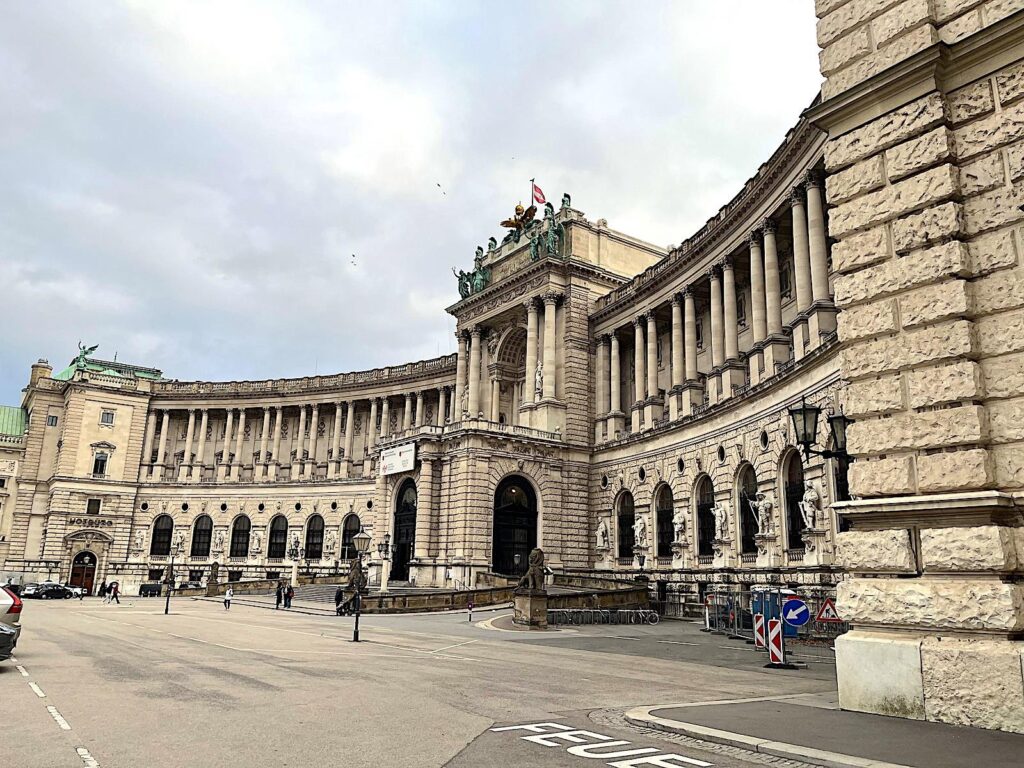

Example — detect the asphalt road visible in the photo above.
[4,598,835,767]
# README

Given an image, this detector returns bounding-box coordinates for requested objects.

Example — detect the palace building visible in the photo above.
[4,0,1024,734]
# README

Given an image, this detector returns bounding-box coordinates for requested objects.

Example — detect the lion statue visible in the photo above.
[516,548,546,592]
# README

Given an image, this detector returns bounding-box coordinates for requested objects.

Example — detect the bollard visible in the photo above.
[468,600,474,623]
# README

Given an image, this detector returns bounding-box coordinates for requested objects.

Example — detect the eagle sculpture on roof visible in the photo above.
[500,203,537,234]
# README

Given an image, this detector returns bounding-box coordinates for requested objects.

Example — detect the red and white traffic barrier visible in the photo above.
[767,618,785,664]
[753,612,766,650]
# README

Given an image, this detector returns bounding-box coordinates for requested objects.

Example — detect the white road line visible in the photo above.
[431,639,478,653]
[29,681,46,698]
[607,635,644,641]
[9,655,17,662]
[16,664,30,677]
[77,746,100,767]
[47,705,72,730]
[657,640,700,646]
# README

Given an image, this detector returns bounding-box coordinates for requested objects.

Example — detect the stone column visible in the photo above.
[644,310,662,426]
[669,295,683,420]
[381,398,390,440]
[631,316,645,432]
[343,401,356,477]
[367,398,379,450]
[709,268,724,368]
[681,288,702,415]
[791,187,813,359]
[194,409,209,480]
[749,231,767,385]
[595,335,608,442]
[270,406,283,480]
[607,332,625,438]
[524,299,539,407]
[437,387,447,426]
[179,408,196,481]
[141,410,157,479]
[307,404,319,475]
[805,172,837,347]
[490,378,500,422]
[403,393,413,431]
[293,405,307,479]
[542,293,558,400]
[453,332,468,418]
[258,407,271,478]
[155,410,171,480]
[415,390,424,428]
[468,327,482,417]
[218,409,234,481]
[722,259,739,362]
[231,408,246,481]
[328,402,343,479]
[762,218,790,374]
[413,457,434,562]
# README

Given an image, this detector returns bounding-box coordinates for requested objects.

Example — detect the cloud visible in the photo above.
[0,1,821,401]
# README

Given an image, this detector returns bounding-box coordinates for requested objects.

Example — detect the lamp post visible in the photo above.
[351,526,372,642]
[633,545,648,583]
[788,397,854,461]
[164,540,183,616]
[376,532,392,595]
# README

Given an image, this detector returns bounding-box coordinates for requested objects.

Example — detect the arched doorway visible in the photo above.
[391,481,417,581]
[69,550,98,594]
[655,485,674,559]
[737,465,759,555]
[617,491,635,560]
[492,475,537,576]
[783,451,806,551]
[695,476,715,557]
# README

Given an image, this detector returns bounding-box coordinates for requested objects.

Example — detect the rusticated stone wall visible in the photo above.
[814,0,1024,732]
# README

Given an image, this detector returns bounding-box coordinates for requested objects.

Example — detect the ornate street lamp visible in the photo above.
[376,532,392,595]
[164,539,184,616]
[788,397,854,460]
[351,526,372,642]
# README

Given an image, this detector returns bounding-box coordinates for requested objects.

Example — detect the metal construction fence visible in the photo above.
[704,585,848,645]
[547,608,661,626]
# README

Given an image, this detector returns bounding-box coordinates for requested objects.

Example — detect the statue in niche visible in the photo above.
[596,519,610,551]
[250,530,262,555]
[516,548,546,592]
[798,481,820,530]
[212,529,226,554]
[534,362,544,397]
[749,492,774,536]
[324,529,337,557]
[712,501,730,541]
[672,508,687,542]
[132,530,145,555]
[633,514,648,549]
[171,529,185,554]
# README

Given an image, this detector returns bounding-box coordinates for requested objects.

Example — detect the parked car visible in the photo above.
[0,623,17,662]
[1,585,23,649]
[3,582,22,597]
[177,581,202,590]
[36,584,73,600]
[139,582,163,597]
[64,584,86,598]
[20,583,41,598]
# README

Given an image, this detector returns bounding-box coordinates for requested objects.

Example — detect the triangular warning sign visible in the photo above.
[816,597,842,623]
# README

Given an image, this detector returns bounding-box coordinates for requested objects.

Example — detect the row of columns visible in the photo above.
[142,388,455,484]
[595,174,833,442]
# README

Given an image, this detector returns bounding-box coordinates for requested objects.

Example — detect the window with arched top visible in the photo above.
[695,477,715,557]
[784,451,806,551]
[230,516,251,558]
[737,465,758,555]
[150,514,173,556]
[191,515,213,558]
[655,485,674,558]
[617,491,635,560]
[340,514,361,560]
[304,514,325,560]
[268,515,288,559]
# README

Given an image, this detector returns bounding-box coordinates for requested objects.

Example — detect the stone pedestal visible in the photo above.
[679,382,704,417]
[747,349,764,386]
[800,527,832,567]
[532,400,566,435]
[671,540,689,569]
[643,396,664,428]
[807,303,837,350]
[605,410,626,441]
[712,539,735,569]
[754,533,781,568]
[513,589,548,629]
[761,335,791,377]
[720,361,746,399]
[791,317,810,361]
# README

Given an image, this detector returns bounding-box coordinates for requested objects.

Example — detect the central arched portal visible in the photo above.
[69,550,98,595]
[492,475,537,576]
[391,480,417,581]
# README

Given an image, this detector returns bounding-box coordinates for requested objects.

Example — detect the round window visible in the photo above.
[717,446,726,463]
[638,467,646,482]
[760,430,770,450]
[140,502,149,512]
[601,474,609,489]
[181,502,189,512]
[366,500,373,509]
[677,457,684,474]
[295,502,302,511]
[331,501,338,511]
[258,502,265,512]
[220,503,227,512]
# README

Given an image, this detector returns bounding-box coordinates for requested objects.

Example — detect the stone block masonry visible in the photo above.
[814,0,1024,732]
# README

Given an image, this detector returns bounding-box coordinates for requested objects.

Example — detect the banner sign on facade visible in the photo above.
[381,443,416,475]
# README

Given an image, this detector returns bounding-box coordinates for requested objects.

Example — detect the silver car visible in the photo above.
[0,585,23,651]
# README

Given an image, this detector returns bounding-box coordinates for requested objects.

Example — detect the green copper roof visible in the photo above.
[0,405,26,437]
[54,356,164,382]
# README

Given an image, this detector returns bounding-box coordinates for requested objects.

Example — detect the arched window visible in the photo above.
[617,491,635,560]
[340,515,361,560]
[695,477,715,557]
[230,516,251,558]
[655,485,674,558]
[784,451,806,551]
[268,515,288,559]
[304,514,325,560]
[190,515,213,558]
[737,465,758,555]
[150,514,173,556]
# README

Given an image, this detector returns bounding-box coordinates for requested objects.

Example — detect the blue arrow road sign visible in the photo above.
[782,598,810,627]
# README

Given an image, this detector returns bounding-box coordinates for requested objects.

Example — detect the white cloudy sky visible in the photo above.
[1,1,821,403]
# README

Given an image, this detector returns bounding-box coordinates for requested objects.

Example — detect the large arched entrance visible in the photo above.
[69,550,98,594]
[492,475,537,576]
[391,481,417,581]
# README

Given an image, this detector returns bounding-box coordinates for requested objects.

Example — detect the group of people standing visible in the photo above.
[275,583,295,609]
[97,581,120,604]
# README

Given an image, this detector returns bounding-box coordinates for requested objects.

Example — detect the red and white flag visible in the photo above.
[532,181,546,205]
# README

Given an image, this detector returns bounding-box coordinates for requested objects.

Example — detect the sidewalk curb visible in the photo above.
[624,705,916,768]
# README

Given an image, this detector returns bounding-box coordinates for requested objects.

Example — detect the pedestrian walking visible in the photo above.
[275,583,283,610]
[224,587,233,610]
[99,581,108,602]
[285,584,294,609]
[334,586,343,616]
[110,582,120,605]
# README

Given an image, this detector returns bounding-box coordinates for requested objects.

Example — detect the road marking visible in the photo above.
[16,664,30,677]
[431,639,478,653]
[47,705,72,730]
[9,655,17,662]
[77,746,100,767]
[657,640,700,646]
[29,682,46,698]
[607,635,644,641]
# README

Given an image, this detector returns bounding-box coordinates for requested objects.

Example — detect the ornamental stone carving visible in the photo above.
[748,492,774,536]
[250,530,262,556]
[798,480,821,530]
[596,519,610,551]
[633,514,648,549]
